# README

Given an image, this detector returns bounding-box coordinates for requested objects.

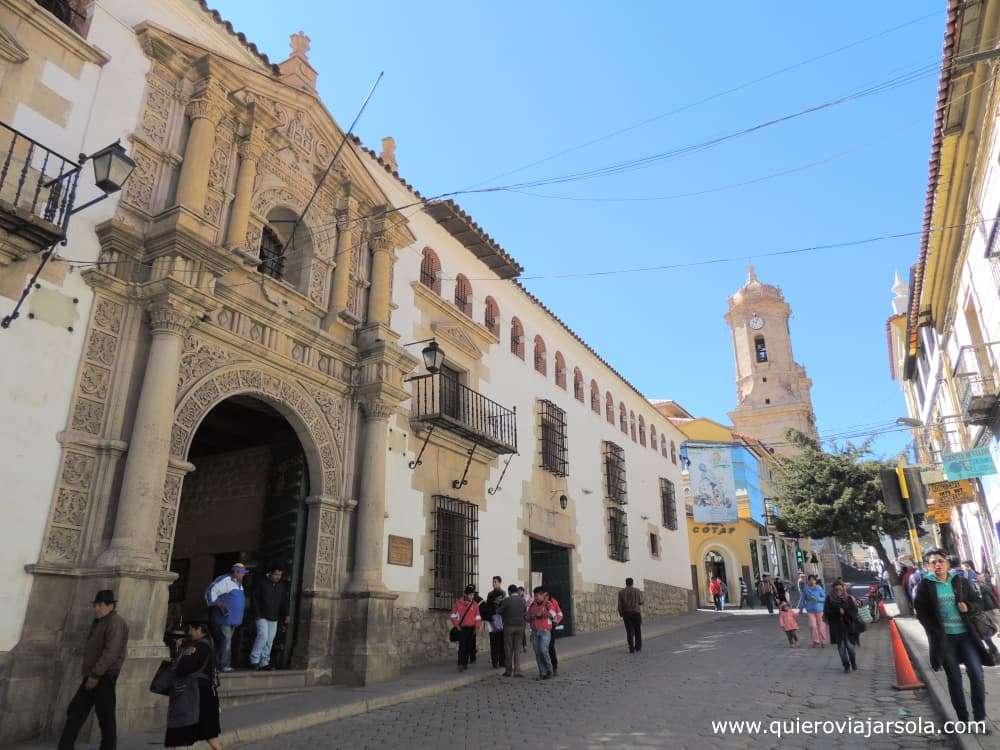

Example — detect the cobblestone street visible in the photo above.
[242,612,954,750]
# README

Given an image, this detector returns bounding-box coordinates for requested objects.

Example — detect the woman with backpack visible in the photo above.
[164,621,221,750]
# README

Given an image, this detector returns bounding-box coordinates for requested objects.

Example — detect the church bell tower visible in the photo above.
[725,265,817,456]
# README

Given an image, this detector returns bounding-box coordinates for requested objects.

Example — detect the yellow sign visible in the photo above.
[927,480,976,510]
[926,506,953,525]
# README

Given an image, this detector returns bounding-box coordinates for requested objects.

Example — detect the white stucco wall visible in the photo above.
[368,159,691,602]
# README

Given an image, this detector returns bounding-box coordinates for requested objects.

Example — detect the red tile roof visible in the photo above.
[196,1,280,74]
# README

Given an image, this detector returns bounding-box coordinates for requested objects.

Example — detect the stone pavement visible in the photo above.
[240,611,952,750]
[896,615,1000,750]
[2,610,725,750]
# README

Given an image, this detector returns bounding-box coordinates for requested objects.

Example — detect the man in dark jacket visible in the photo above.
[498,584,527,677]
[58,590,129,750]
[914,549,991,727]
[250,564,290,671]
[482,576,506,668]
[617,578,644,653]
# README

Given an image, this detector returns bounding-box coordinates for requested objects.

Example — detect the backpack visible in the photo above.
[204,574,228,607]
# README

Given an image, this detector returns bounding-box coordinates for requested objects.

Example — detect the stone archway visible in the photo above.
[698,542,739,605]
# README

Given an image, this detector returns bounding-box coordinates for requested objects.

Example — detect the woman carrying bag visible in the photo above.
[823,581,864,673]
[164,621,222,750]
[914,549,995,730]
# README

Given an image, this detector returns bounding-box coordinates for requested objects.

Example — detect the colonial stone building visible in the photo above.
[0,1,692,741]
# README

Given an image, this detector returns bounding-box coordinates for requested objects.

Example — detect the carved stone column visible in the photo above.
[175,81,226,216]
[329,194,359,316]
[225,115,268,250]
[366,230,393,328]
[347,400,393,593]
[96,300,198,569]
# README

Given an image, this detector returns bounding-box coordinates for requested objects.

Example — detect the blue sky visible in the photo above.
[213,1,945,458]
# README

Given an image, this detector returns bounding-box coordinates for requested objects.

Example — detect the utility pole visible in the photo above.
[896,457,923,564]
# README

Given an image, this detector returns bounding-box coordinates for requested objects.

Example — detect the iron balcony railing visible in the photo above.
[0,122,81,246]
[409,372,518,455]
[953,343,1000,426]
[36,0,88,34]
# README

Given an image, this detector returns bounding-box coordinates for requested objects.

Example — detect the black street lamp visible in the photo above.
[88,140,136,194]
[421,340,445,374]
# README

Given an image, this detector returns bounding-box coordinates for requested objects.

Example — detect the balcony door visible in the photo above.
[440,364,462,420]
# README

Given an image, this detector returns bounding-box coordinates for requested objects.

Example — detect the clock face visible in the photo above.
[749,314,765,330]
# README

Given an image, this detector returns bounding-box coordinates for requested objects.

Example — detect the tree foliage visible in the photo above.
[772,430,911,581]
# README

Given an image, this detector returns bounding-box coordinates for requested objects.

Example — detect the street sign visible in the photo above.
[926,479,977,509]
[926,506,953,525]
[942,447,997,480]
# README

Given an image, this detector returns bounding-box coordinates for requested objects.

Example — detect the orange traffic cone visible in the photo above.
[889,619,925,690]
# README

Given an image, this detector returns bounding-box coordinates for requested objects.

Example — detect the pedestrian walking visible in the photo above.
[527,587,557,680]
[449,584,481,672]
[824,581,862,672]
[963,561,980,586]
[774,578,787,605]
[709,576,724,611]
[777,602,800,647]
[618,577,644,653]
[802,575,828,647]
[58,590,129,750]
[498,584,527,678]
[204,563,248,672]
[760,575,776,614]
[739,577,749,609]
[914,549,994,729]
[545,589,564,675]
[796,572,807,613]
[881,568,894,602]
[517,586,529,653]
[164,621,221,750]
[249,564,289,671]
[482,576,507,669]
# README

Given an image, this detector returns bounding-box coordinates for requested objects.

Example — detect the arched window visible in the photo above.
[510,317,524,359]
[670,440,678,465]
[650,425,657,451]
[554,352,567,389]
[629,411,637,442]
[454,274,472,317]
[573,368,584,402]
[660,435,667,458]
[534,335,547,375]
[606,392,615,424]
[258,225,285,281]
[638,416,646,447]
[420,248,442,294]
[619,403,628,434]
[590,380,601,413]
[484,296,500,336]
[755,335,768,363]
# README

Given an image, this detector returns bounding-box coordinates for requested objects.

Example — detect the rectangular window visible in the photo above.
[650,532,660,558]
[430,495,479,610]
[604,441,627,504]
[608,506,629,562]
[539,400,568,476]
[660,478,677,530]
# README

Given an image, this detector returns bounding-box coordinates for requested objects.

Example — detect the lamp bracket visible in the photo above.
[487,453,516,496]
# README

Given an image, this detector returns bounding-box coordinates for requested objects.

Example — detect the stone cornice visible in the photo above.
[5,0,109,67]
[412,281,496,352]
[0,19,29,63]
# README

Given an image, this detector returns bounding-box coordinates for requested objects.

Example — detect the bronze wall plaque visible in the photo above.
[387,535,413,567]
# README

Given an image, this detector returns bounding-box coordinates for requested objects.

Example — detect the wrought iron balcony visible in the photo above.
[956,371,1000,426]
[0,122,81,248]
[36,0,88,36]
[409,373,518,455]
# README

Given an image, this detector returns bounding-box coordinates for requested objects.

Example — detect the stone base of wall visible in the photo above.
[393,606,489,670]
[575,579,691,633]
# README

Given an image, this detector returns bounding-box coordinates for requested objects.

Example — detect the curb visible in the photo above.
[893,618,987,750]
[223,613,727,747]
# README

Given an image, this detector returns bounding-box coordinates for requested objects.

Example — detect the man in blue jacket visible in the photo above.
[206,563,248,672]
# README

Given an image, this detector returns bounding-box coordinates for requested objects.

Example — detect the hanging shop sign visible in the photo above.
[688,445,738,523]
[942,447,997,481]
[926,479,977,509]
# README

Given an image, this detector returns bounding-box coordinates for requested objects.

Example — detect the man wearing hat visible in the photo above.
[58,590,129,750]
[205,564,248,672]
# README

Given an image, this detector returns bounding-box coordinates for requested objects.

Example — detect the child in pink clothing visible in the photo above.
[778,602,799,647]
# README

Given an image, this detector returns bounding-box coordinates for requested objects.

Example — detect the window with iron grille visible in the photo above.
[608,506,629,562]
[539,400,568,476]
[604,441,627,504]
[649,532,660,558]
[430,496,479,610]
[258,225,286,280]
[660,477,677,530]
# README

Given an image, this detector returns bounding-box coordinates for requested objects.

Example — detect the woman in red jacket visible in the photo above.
[449,585,481,672]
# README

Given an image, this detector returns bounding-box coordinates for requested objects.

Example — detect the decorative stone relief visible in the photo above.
[291,343,307,363]
[93,299,122,334]
[203,196,222,226]
[309,262,328,306]
[122,145,157,212]
[79,364,111,400]
[169,367,341,496]
[307,387,346,447]
[86,330,117,367]
[286,110,315,157]
[71,398,104,434]
[252,187,300,215]
[246,223,262,253]
[61,452,94,487]
[53,489,88,527]
[44,528,82,564]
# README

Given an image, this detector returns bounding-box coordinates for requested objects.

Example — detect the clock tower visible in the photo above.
[725,265,818,456]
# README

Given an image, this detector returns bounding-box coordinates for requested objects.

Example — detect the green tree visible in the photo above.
[772,430,912,585]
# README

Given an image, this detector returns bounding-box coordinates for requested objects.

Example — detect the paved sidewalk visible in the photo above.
[896,616,1000,750]
[4,610,725,750]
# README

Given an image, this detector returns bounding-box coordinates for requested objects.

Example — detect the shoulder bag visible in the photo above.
[449,600,473,643]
